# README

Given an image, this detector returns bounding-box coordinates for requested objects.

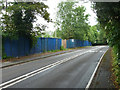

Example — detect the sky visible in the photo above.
[6,0,98,32]
[39,0,98,32]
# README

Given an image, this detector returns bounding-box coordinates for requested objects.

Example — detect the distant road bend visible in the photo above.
[1,46,109,88]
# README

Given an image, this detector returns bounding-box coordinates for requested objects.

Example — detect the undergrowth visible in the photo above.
[112,48,120,88]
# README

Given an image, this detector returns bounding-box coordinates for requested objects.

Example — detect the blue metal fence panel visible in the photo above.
[45,38,47,51]
[3,37,91,58]
[49,38,55,50]
[41,38,45,52]
[75,40,78,47]
[83,41,85,46]
[24,38,30,56]
[47,38,51,51]
[4,38,12,57]
[18,37,25,56]
[53,38,56,50]
[58,39,59,49]
[58,39,61,50]
[87,41,89,46]
[66,39,92,48]
[34,38,41,54]
[75,39,79,47]
[50,38,53,50]
[56,39,58,50]
[90,42,92,46]
[69,39,71,48]
[86,41,88,46]
[66,40,69,48]
[30,46,35,55]
[60,39,62,49]
[67,39,75,48]
[11,39,18,57]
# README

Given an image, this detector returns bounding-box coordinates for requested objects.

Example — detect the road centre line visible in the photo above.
[1,46,102,89]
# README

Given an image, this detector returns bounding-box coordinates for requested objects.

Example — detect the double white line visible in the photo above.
[0,47,102,89]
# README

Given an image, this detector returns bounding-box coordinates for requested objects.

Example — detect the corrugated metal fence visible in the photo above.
[2,38,92,58]
[3,37,62,57]
[66,39,92,48]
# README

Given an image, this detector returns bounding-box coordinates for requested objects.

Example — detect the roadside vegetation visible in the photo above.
[0,1,119,88]
[0,1,51,59]
[0,1,107,60]
[2,45,87,62]
[53,1,107,45]
[112,50,120,88]
[1,1,51,47]
[93,2,120,87]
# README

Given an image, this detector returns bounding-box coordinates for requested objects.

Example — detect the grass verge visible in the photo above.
[1,46,90,62]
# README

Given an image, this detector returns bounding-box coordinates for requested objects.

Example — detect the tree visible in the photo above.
[2,1,51,47]
[93,2,120,85]
[93,2,120,59]
[55,1,90,40]
[0,1,3,31]
[88,25,98,43]
[88,24,107,44]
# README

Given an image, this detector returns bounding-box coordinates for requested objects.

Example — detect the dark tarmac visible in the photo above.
[90,48,115,89]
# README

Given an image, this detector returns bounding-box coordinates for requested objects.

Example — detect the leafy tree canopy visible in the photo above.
[93,2,120,59]
[2,1,51,39]
[88,24,107,44]
[1,1,51,47]
[55,1,90,40]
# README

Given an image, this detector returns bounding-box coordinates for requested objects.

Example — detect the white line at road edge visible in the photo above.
[85,47,109,89]
[1,46,103,89]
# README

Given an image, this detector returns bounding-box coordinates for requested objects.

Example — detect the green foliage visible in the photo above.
[88,24,107,44]
[2,45,6,59]
[112,48,120,85]
[0,1,3,33]
[2,2,51,48]
[88,25,97,43]
[0,29,1,35]
[93,2,120,59]
[93,2,120,86]
[2,44,12,59]
[42,32,52,38]
[55,2,90,40]
[43,50,47,53]
[60,46,64,50]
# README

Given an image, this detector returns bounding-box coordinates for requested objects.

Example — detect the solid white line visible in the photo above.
[85,48,109,89]
[1,46,103,89]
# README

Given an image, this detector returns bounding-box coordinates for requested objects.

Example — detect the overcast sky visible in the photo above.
[7,0,98,32]
[40,0,98,32]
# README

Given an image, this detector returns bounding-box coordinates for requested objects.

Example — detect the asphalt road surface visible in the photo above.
[1,46,109,88]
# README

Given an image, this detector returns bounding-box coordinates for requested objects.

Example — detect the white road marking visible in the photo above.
[85,47,109,89]
[1,46,104,89]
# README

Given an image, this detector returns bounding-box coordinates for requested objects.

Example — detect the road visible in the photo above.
[1,46,109,88]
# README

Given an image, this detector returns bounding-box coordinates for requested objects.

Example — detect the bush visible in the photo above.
[112,48,120,86]
[60,46,64,50]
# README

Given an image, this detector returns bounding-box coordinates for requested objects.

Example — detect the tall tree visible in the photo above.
[93,2,120,85]
[2,1,51,46]
[93,2,120,59]
[0,1,3,31]
[55,1,90,40]
[88,24,107,44]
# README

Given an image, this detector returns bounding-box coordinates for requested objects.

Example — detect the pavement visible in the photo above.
[1,46,110,88]
[90,48,115,89]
